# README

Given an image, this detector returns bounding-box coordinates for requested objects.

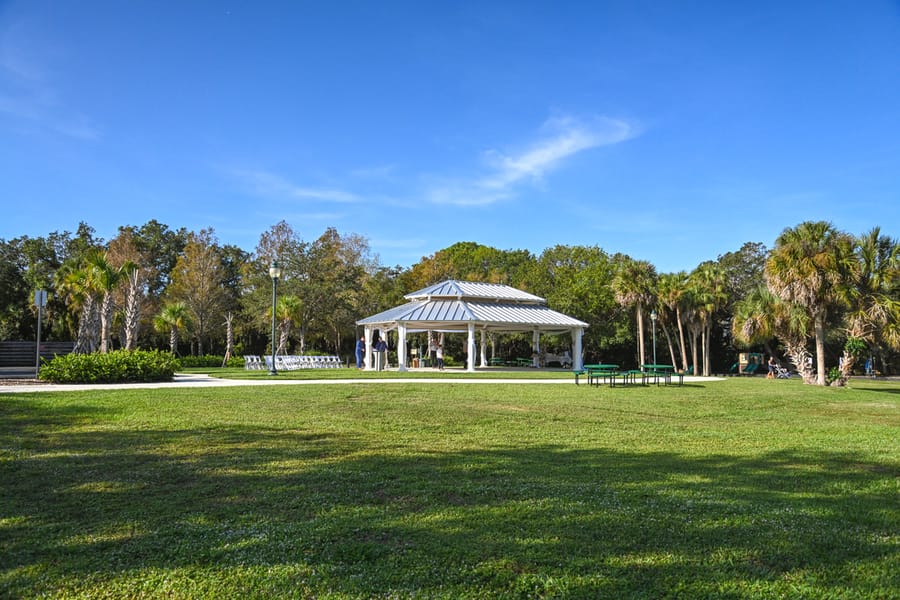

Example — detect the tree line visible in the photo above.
[1,219,897,385]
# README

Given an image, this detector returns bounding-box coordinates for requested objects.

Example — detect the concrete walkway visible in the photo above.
[0,371,719,394]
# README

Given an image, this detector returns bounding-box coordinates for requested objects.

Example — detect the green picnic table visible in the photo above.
[585,364,620,387]
[642,364,683,386]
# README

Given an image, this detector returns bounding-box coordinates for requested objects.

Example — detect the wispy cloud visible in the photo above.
[0,20,101,140]
[428,115,637,206]
[233,169,360,203]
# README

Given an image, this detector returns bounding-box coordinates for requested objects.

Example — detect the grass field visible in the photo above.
[1,376,898,599]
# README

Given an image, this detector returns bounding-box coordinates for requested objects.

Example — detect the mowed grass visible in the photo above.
[0,378,897,599]
[207,366,573,380]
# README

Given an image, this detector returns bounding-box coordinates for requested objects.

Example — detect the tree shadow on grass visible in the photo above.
[1,402,897,598]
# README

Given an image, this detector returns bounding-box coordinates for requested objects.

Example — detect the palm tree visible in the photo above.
[120,261,143,351]
[274,294,304,355]
[765,221,853,385]
[55,254,104,354]
[834,227,900,384]
[657,272,690,371]
[679,287,703,376]
[84,252,125,354]
[732,285,815,384]
[612,258,657,367]
[690,263,729,376]
[154,302,192,356]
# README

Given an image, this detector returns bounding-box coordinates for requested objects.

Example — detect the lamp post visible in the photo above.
[34,289,47,378]
[650,309,658,366]
[268,260,282,375]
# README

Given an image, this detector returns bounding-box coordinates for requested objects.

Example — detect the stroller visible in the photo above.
[774,364,792,379]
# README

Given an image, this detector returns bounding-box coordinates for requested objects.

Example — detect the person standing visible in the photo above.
[436,344,444,370]
[355,336,365,369]
[375,336,388,370]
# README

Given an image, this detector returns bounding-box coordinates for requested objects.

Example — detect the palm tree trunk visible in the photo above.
[73,296,94,354]
[690,327,700,375]
[662,323,677,367]
[814,313,827,385]
[834,350,855,386]
[278,321,289,355]
[676,307,688,372]
[222,312,234,367]
[784,338,816,384]
[703,324,712,376]
[100,292,114,353]
[700,327,707,376]
[83,295,101,354]
[123,270,143,351]
[636,305,646,366]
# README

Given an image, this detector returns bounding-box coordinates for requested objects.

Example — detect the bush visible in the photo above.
[178,354,222,368]
[39,349,178,384]
[177,355,245,369]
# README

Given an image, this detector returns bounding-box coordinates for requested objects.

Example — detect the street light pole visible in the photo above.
[268,260,282,375]
[34,289,47,378]
[650,309,658,366]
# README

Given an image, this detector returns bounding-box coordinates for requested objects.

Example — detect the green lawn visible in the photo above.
[1,378,897,599]
[208,366,573,380]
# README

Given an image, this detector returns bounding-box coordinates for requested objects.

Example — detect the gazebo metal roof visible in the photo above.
[404,280,545,304]
[357,279,588,334]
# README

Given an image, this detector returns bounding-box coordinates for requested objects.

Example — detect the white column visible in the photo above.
[479,330,487,367]
[467,322,476,372]
[397,323,408,372]
[532,330,541,367]
[572,328,584,371]
[364,326,374,371]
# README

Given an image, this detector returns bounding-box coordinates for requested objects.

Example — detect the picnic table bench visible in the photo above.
[585,364,620,387]
[642,364,684,386]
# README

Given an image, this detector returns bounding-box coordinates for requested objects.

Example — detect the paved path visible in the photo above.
[0,373,717,393]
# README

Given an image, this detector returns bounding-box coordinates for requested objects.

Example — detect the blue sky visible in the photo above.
[1,1,898,273]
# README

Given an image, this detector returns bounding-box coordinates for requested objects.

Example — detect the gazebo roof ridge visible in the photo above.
[404,279,546,305]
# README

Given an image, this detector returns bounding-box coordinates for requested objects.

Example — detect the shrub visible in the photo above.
[225,356,244,368]
[176,355,245,369]
[178,354,222,368]
[39,350,178,384]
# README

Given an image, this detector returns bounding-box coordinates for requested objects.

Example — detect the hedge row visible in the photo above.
[177,354,244,368]
[39,350,179,384]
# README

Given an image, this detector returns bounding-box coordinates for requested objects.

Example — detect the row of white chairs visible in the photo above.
[243,355,344,370]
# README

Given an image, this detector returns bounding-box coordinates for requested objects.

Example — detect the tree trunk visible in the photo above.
[676,307,688,373]
[785,339,816,384]
[833,350,856,387]
[278,320,289,355]
[100,292,114,353]
[702,324,712,377]
[662,323,678,368]
[814,313,827,386]
[123,269,144,351]
[73,296,94,354]
[636,305,646,366]
[222,313,234,367]
[689,327,700,376]
[74,294,101,354]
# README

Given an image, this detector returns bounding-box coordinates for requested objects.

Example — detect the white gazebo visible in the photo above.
[356,280,588,372]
